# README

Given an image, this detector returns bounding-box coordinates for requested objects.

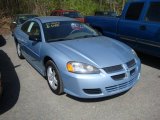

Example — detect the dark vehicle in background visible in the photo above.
[95,11,117,17]
[0,72,2,98]
[50,9,85,23]
[85,0,160,58]
[10,14,38,33]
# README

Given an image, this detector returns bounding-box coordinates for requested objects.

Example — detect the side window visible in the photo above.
[12,16,16,22]
[27,22,41,40]
[21,22,31,33]
[145,2,160,22]
[125,2,144,20]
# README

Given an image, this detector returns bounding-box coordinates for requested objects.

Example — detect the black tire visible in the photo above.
[16,42,24,59]
[45,60,63,95]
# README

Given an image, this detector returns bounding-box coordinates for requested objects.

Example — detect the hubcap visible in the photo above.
[17,43,21,56]
[47,66,58,90]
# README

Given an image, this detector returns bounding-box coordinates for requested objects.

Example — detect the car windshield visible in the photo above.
[63,12,82,18]
[18,15,38,24]
[43,21,100,42]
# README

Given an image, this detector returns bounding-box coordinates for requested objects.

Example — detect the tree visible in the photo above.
[0,0,128,16]
[122,0,126,9]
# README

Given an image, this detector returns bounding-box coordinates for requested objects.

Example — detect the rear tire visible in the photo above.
[46,60,63,95]
[16,43,24,59]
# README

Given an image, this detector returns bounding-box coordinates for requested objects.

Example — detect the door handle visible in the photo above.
[139,25,146,31]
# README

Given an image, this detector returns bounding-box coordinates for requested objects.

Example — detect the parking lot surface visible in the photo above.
[0,34,160,120]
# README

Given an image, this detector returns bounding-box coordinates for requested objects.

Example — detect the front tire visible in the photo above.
[46,60,63,95]
[16,43,24,59]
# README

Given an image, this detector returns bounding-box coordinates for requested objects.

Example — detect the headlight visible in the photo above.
[132,49,138,57]
[67,62,100,74]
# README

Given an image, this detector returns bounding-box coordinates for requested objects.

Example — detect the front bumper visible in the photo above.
[62,58,141,98]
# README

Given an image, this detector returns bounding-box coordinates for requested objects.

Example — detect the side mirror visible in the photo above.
[29,35,40,42]
[12,21,17,24]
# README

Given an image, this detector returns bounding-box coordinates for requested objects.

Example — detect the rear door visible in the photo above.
[136,1,160,57]
[117,1,145,49]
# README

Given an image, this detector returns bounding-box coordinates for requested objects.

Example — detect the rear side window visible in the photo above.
[21,22,31,33]
[125,2,144,20]
[145,2,160,22]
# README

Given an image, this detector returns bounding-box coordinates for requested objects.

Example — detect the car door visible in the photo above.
[135,1,160,57]
[24,21,42,70]
[117,2,145,49]
[19,21,31,59]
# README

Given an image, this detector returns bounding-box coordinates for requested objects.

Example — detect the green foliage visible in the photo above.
[0,0,128,16]
[60,0,99,15]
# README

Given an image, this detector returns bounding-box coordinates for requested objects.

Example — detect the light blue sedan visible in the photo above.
[13,16,141,98]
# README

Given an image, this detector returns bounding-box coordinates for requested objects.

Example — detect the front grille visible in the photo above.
[111,73,126,80]
[83,88,102,94]
[127,59,136,68]
[103,59,137,82]
[103,65,123,73]
[105,78,135,93]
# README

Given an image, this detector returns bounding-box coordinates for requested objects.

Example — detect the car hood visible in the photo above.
[49,36,134,68]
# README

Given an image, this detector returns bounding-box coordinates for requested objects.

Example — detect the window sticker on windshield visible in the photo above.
[45,22,60,28]
[71,23,83,30]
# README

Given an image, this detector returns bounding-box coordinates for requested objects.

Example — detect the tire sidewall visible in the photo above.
[46,60,63,95]
[16,43,24,59]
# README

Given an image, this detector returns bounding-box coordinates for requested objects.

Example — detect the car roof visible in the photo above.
[17,14,38,16]
[128,0,157,2]
[35,16,77,23]
[52,9,78,12]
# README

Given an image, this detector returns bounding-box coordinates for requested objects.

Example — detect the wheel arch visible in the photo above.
[14,37,18,45]
[43,56,53,67]
[43,56,60,72]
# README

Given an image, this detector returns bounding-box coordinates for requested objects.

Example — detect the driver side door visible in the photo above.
[25,21,42,70]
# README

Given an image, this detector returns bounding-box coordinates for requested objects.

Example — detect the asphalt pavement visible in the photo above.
[0,34,160,120]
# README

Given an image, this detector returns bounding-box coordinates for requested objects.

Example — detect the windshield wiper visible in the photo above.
[83,35,98,38]
[74,35,99,39]
[48,38,73,42]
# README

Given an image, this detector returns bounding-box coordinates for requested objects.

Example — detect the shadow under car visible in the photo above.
[0,50,20,115]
